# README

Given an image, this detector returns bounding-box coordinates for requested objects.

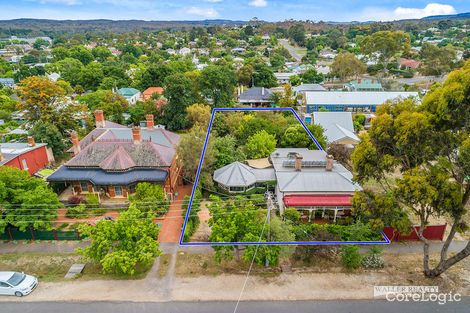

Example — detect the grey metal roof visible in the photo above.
[276,168,361,193]
[47,166,168,185]
[0,142,48,165]
[313,112,359,144]
[270,148,361,193]
[213,161,275,187]
[293,84,326,93]
[239,87,273,103]
[305,91,420,106]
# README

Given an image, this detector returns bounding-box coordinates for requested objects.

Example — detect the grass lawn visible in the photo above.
[174,252,281,277]
[294,48,307,56]
[0,252,154,282]
[157,254,171,278]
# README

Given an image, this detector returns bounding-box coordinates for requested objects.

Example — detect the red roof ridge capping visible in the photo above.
[158,128,179,147]
[99,145,136,170]
[284,194,353,207]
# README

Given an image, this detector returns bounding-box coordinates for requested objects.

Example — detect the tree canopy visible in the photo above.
[0,167,60,234]
[78,206,161,275]
[351,61,470,277]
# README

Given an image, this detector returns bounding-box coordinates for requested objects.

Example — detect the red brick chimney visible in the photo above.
[326,155,334,171]
[71,131,81,156]
[294,154,303,171]
[94,110,105,128]
[132,126,141,144]
[27,136,36,147]
[146,114,154,129]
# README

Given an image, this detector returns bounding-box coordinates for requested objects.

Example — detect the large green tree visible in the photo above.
[360,31,410,73]
[29,121,66,158]
[198,64,237,108]
[245,130,277,159]
[17,76,83,133]
[280,124,327,150]
[330,52,366,81]
[77,90,128,124]
[419,43,457,76]
[78,206,161,275]
[162,73,194,130]
[352,61,470,277]
[128,183,168,217]
[0,167,60,233]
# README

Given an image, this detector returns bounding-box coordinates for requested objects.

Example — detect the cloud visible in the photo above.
[249,0,267,8]
[394,3,456,19]
[359,3,457,21]
[28,0,81,5]
[203,0,223,3]
[185,6,219,18]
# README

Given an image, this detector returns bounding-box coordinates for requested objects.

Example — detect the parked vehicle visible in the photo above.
[0,272,38,297]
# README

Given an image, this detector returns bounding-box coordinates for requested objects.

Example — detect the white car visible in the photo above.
[0,272,38,297]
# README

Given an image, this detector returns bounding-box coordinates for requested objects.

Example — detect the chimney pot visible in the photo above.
[146,114,154,129]
[326,154,334,171]
[71,131,81,156]
[94,110,105,128]
[27,136,36,147]
[294,154,303,171]
[132,126,141,144]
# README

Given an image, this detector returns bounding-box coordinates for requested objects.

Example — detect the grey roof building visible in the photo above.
[238,87,273,107]
[293,83,326,94]
[48,111,181,199]
[0,78,14,88]
[312,112,359,145]
[213,161,275,193]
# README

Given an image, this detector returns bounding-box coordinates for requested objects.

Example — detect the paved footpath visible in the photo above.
[0,238,467,255]
[158,185,193,243]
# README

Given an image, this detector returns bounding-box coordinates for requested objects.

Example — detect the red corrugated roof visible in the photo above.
[284,195,352,207]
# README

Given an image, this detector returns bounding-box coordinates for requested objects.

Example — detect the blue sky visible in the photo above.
[0,1,468,22]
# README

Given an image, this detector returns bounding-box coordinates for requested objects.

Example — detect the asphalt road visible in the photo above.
[279,39,302,62]
[1,299,469,313]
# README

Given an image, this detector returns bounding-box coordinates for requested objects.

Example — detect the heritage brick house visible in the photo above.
[48,111,182,200]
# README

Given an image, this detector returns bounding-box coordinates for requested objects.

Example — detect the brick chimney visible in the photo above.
[294,154,303,171]
[71,131,81,156]
[132,126,141,144]
[94,110,105,128]
[326,155,334,171]
[146,114,154,129]
[27,136,36,147]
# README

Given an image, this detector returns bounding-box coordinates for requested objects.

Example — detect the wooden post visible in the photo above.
[53,229,58,241]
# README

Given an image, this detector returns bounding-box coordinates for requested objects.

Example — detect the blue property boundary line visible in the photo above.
[179,107,391,246]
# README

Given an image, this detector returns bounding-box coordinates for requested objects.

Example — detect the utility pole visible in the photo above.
[264,191,275,267]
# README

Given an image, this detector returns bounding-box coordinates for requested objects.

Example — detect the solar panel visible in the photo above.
[282,160,326,167]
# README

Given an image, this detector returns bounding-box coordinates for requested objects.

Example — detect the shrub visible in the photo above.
[283,207,301,224]
[68,195,83,205]
[362,246,385,269]
[85,193,100,208]
[341,245,363,271]
[181,190,202,242]
[362,253,385,269]
[66,204,88,219]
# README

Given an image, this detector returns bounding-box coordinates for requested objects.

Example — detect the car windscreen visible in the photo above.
[7,273,25,286]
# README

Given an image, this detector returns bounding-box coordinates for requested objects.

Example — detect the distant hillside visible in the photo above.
[0,18,248,36]
[423,12,470,20]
